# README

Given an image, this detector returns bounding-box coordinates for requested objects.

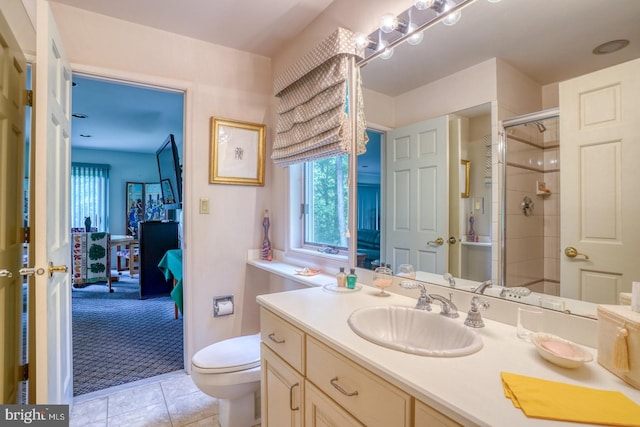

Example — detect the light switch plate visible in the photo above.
[199,198,210,214]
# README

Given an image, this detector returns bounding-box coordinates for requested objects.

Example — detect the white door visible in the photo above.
[559,58,640,303]
[0,8,28,404]
[32,0,73,403]
[385,116,448,273]
[448,118,463,277]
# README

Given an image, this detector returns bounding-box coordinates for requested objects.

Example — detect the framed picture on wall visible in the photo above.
[126,182,144,237]
[209,117,266,186]
[144,183,165,221]
[126,182,166,238]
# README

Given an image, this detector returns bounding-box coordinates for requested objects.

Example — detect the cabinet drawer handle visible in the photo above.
[330,377,359,397]
[268,333,285,344]
[289,382,300,411]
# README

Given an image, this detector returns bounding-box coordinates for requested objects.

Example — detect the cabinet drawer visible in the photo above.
[260,308,305,374]
[306,336,411,427]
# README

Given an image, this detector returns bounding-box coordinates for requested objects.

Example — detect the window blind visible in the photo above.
[71,163,110,231]
[272,28,368,166]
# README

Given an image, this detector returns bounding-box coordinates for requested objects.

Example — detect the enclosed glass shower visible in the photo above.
[502,110,560,295]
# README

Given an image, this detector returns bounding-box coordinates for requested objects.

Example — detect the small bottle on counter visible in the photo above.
[336,267,347,287]
[347,268,358,289]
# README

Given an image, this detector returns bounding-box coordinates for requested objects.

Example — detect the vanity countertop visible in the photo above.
[256,285,640,427]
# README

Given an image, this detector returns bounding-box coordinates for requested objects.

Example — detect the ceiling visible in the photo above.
[360,0,640,97]
[52,0,640,153]
[50,0,335,58]
[70,76,184,154]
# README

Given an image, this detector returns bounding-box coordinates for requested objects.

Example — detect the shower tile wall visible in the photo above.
[505,118,560,293]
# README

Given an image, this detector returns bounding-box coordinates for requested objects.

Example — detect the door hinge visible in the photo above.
[25,90,33,107]
[20,364,28,381]
[23,227,31,244]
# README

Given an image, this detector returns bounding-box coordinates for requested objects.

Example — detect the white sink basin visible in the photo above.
[347,305,483,357]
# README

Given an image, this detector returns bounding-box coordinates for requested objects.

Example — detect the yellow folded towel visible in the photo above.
[501,372,640,426]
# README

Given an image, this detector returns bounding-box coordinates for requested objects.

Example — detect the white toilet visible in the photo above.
[191,333,262,427]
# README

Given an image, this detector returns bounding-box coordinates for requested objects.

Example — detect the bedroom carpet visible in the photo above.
[72,274,183,396]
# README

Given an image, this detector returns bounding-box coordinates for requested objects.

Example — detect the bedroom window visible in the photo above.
[302,154,349,251]
[71,163,110,231]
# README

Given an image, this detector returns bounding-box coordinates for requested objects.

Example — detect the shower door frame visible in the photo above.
[500,107,559,288]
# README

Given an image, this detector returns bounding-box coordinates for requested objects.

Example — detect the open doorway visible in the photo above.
[69,75,185,396]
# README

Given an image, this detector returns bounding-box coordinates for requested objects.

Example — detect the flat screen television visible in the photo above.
[156,134,182,210]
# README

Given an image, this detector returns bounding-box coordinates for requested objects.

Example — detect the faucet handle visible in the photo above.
[399,281,431,310]
[443,272,456,287]
[464,296,490,328]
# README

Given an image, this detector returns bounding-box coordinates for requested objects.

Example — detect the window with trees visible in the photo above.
[303,154,349,251]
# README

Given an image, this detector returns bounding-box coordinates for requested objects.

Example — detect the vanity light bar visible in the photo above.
[356,0,477,67]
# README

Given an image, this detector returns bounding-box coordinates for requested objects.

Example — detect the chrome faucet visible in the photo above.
[472,280,492,294]
[443,272,456,287]
[429,293,459,318]
[398,281,432,310]
[464,296,490,328]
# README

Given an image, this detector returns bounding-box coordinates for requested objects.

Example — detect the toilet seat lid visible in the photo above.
[192,333,261,374]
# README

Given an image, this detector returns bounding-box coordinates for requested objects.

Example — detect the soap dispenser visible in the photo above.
[336,267,347,287]
[346,268,357,289]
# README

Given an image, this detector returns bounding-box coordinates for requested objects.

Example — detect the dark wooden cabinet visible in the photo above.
[138,221,179,298]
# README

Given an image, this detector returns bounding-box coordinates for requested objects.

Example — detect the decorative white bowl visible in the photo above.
[531,332,593,368]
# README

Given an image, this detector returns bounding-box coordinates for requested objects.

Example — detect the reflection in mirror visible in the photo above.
[354,0,640,318]
[357,106,492,282]
[502,111,560,297]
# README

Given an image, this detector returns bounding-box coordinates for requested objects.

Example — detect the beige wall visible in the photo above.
[49,2,275,367]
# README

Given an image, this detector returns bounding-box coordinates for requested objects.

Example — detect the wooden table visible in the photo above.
[108,235,135,292]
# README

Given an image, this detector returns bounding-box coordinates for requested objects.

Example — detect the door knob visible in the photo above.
[428,237,444,246]
[48,262,69,278]
[564,246,589,260]
[0,269,13,278]
[448,237,457,244]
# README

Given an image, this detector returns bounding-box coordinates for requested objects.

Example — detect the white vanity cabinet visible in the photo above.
[261,343,304,427]
[260,308,305,427]
[306,336,411,427]
[260,307,460,427]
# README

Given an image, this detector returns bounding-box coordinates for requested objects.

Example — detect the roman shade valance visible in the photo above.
[272,27,367,166]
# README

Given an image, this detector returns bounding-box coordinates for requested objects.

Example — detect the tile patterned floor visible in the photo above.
[70,371,218,427]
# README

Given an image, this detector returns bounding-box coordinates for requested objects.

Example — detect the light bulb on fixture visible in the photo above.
[380,47,394,60]
[442,0,462,26]
[377,40,394,60]
[353,32,373,50]
[414,0,436,10]
[396,20,424,46]
[379,13,399,33]
[407,30,424,45]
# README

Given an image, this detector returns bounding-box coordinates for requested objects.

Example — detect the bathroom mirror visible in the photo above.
[355,0,640,317]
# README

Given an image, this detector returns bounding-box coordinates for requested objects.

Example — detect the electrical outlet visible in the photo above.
[199,198,210,214]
